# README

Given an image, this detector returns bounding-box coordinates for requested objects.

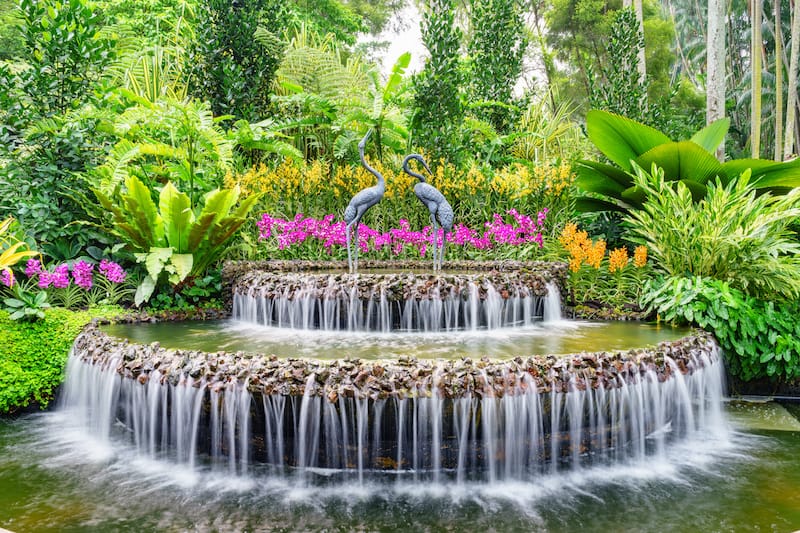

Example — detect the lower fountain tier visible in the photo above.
[223,260,567,332]
[63,324,726,478]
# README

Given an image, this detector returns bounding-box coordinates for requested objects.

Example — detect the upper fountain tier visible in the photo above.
[223,260,568,333]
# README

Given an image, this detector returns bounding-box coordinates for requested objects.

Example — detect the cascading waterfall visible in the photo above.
[62,325,727,482]
[232,279,560,332]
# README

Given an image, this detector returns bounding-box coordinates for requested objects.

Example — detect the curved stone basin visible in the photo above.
[66,321,724,477]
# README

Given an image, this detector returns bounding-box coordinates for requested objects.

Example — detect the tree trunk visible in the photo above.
[751,0,763,158]
[633,0,647,85]
[707,0,727,161]
[784,0,800,159]
[775,0,784,160]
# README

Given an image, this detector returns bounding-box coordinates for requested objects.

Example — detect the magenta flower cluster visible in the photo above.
[256,209,548,256]
[23,258,127,289]
[1,269,13,287]
[99,259,127,283]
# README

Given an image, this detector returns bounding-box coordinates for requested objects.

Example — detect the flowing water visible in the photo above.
[2,401,800,532]
[5,273,794,531]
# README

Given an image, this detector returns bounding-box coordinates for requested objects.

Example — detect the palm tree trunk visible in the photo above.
[751,0,763,158]
[784,0,800,159]
[775,0,784,160]
[708,0,727,161]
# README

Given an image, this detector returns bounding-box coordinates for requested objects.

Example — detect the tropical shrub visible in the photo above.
[89,96,234,205]
[0,306,123,414]
[575,110,800,213]
[624,164,800,300]
[642,276,800,382]
[93,175,259,304]
[558,222,651,310]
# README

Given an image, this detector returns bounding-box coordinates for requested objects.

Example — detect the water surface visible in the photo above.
[100,319,691,360]
[1,401,799,532]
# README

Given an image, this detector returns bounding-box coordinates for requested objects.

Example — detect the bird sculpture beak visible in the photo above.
[420,158,432,175]
[358,129,373,151]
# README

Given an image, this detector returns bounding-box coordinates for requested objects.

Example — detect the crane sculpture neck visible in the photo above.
[402,154,430,183]
[359,135,384,191]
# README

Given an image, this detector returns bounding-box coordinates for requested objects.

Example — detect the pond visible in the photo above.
[1,401,799,532]
[99,319,691,360]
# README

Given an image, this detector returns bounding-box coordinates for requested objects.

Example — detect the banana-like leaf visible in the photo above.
[586,110,671,171]
[383,52,411,103]
[159,182,193,253]
[634,141,723,184]
[689,117,730,153]
[122,176,165,248]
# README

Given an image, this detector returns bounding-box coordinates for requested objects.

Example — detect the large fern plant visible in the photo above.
[94,176,259,305]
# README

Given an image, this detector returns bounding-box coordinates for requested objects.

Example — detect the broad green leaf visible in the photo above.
[383,52,411,102]
[134,275,156,306]
[229,191,261,219]
[575,168,628,198]
[186,211,218,252]
[575,160,633,190]
[689,117,730,152]
[585,110,671,171]
[677,179,708,202]
[723,158,800,189]
[159,182,193,252]
[620,185,646,208]
[574,197,629,213]
[170,253,193,282]
[123,175,164,247]
[634,141,723,184]
[145,247,172,280]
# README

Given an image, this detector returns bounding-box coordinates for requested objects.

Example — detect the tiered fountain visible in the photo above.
[62,258,727,483]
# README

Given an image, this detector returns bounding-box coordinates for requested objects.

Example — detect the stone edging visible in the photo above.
[73,321,720,402]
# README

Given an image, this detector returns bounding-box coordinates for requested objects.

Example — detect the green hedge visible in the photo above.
[0,307,123,414]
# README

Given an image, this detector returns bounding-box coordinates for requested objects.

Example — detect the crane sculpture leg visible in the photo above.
[428,213,439,271]
[403,153,455,272]
[343,129,385,273]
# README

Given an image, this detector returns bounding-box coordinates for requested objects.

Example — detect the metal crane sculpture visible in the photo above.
[402,154,454,271]
[344,129,385,273]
